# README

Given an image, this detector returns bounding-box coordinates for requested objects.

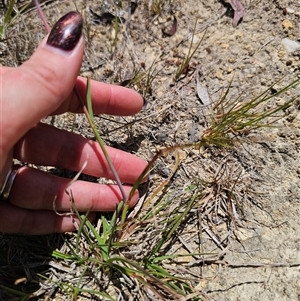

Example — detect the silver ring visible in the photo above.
[0,164,20,201]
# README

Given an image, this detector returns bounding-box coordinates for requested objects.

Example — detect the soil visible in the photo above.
[1,0,300,300]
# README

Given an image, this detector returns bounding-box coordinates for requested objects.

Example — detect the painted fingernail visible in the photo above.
[47,11,83,51]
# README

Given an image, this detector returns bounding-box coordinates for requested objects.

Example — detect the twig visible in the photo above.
[226,261,300,268]
[33,0,50,32]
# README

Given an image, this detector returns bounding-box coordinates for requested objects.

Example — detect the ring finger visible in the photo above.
[9,166,139,211]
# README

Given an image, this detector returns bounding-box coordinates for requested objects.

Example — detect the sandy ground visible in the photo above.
[1,0,300,300]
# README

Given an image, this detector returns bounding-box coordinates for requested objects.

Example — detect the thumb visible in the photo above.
[1,12,84,153]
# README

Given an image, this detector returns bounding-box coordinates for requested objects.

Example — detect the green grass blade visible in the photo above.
[0,0,15,38]
[85,77,127,201]
[146,195,197,261]
[0,284,29,298]
[3,0,16,25]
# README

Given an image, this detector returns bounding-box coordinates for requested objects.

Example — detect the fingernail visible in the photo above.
[47,11,83,51]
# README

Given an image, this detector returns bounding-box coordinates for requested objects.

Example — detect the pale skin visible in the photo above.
[0,35,148,235]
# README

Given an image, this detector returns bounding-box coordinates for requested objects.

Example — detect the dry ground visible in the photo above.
[1,0,300,300]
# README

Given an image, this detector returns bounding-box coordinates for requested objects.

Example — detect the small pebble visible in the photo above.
[277,50,286,57]
[281,38,300,53]
[286,8,295,14]
[281,19,293,29]
[215,71,224,80]
[276,98,285,106]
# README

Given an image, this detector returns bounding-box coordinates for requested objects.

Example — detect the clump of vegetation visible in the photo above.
[0,0,29,39]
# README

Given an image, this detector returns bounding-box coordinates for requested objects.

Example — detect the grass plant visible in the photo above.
[33,187,206,300]
[129,57,160,97]
[109,15,121,54]
[175,22,206,81]
[150,0,175,16]
[201,77,300,147]
[0,0,30,39]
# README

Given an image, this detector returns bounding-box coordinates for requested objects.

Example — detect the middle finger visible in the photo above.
[14,123,147,183]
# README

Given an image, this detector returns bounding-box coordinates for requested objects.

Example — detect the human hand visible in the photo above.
[0,12,147,235]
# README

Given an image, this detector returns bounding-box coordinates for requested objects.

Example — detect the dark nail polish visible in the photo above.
[47,11,83,51]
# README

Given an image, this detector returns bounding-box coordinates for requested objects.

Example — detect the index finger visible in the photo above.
[52,76,145,116]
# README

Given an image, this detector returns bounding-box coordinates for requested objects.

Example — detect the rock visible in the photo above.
[286,8,295,14]
[281,38,300,53]
[281,19,293,29]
